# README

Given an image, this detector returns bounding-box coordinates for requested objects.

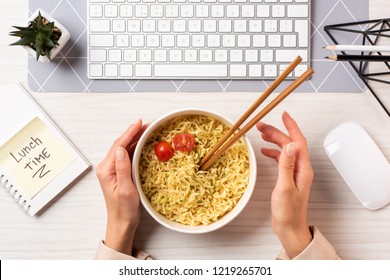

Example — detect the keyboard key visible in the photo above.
[112,19,126,32]
[135,5,148,17]
[90,34,114,47]
[188,20,201,32]
[135,65,152,77]
[249,65,262,77]
[253,35,266,47]
[177,34,190,47]
[295,20,309,47]
[234,20,247,32]
[90,50,107,62]
[162,34,175,47]
[280,19,293,32]
[89,19,110,32]
[154,49,167,62]
[124,49,137,62]
[158,20,171,32]
[192,35,205,47]
[120,64,133,77]
[184,49,198,62]
[154,65,228,77]
[245,50,258,62]
[146,34,160,47]
[276,50,308,62]
[131,34,145,47]
[287,5,309,18]
[230,65,247,77]
[128,20,141,32]
[196,5,209,18]
[249,20,262,32]
[242,5,255,18]
[169,50,182,62]
[272,5,285,17]
[264,65,277,77]
[119,5,133,17]
[166,4,180,17]
[268,34,281,47]
[283,34,296,47]
[230,50,243,62]
[105,64,118,77]
[211,5,224,17]
[143,19,156,32]
[257,5,270,17]
[294,64,308,77]
[227,5,239,17]
[215,50,228,62]
[222,35,235,47]
[181,5,194,17]
[204,20,217,32]
[219,20,232,32]
[237,34,251,47]
[90,5,103,18]
[207,34,220,47]
[260,50,274,62]
[264,20,277,32]
[200,50,213,62]
[108,49,122,62]
[139,50,152,62]
[104,5,118,17]
[151,5,164,17]
[110,26,126,41]
[90,64,103,77]
[173,19,186,32]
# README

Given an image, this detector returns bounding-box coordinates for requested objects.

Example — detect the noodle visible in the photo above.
[140,115,250,226]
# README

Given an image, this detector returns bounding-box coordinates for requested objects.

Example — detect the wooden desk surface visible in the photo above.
[0,0,389,260]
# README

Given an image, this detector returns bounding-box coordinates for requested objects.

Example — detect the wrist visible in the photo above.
[277,226,313,259]
[104,222,137,256]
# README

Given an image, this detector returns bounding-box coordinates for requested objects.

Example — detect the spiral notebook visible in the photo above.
[0,83,90,216]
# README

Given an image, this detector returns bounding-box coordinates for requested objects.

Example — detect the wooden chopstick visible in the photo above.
[200,67,314,171]
[199,56,303,168]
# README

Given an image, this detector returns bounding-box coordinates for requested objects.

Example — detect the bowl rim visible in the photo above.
[132,108,257,234]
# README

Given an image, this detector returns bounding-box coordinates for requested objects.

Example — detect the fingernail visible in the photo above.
[116,147,126,161]
[286,142,295,157]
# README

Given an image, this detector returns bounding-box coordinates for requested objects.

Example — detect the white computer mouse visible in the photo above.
[324,122,390,210]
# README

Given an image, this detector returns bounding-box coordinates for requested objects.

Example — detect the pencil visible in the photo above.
[324,45,390,53]
[326,55,390,62]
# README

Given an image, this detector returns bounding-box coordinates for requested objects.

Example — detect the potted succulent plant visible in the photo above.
[9,9,70,63]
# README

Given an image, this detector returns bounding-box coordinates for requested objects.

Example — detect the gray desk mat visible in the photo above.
[28,0,368,93]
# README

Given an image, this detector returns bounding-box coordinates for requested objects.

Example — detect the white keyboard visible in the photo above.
[88,0,311,79]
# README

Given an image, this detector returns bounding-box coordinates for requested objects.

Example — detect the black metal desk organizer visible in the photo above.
[325,18,390,117]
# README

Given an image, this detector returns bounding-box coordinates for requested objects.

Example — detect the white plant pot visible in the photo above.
[23,9,70,63]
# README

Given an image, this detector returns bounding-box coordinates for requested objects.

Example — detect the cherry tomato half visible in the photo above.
[173,133,195,152]
[154,141,174,162]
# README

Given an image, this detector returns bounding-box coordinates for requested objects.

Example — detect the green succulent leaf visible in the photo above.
[9,30,35,37]
[45,38,55,48]
[44,48,52,61]
[10,37,35,46]
[37,12,43,31]
[11,26,32,32]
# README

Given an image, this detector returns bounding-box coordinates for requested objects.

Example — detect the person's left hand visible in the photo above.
[96,119,146,255]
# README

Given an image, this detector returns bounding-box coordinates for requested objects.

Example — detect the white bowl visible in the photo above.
[132,108,257,234]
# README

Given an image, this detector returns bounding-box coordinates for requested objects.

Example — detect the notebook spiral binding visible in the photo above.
[0,174,31,213]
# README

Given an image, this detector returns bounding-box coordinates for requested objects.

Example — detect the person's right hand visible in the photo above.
[256,112,314,258]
